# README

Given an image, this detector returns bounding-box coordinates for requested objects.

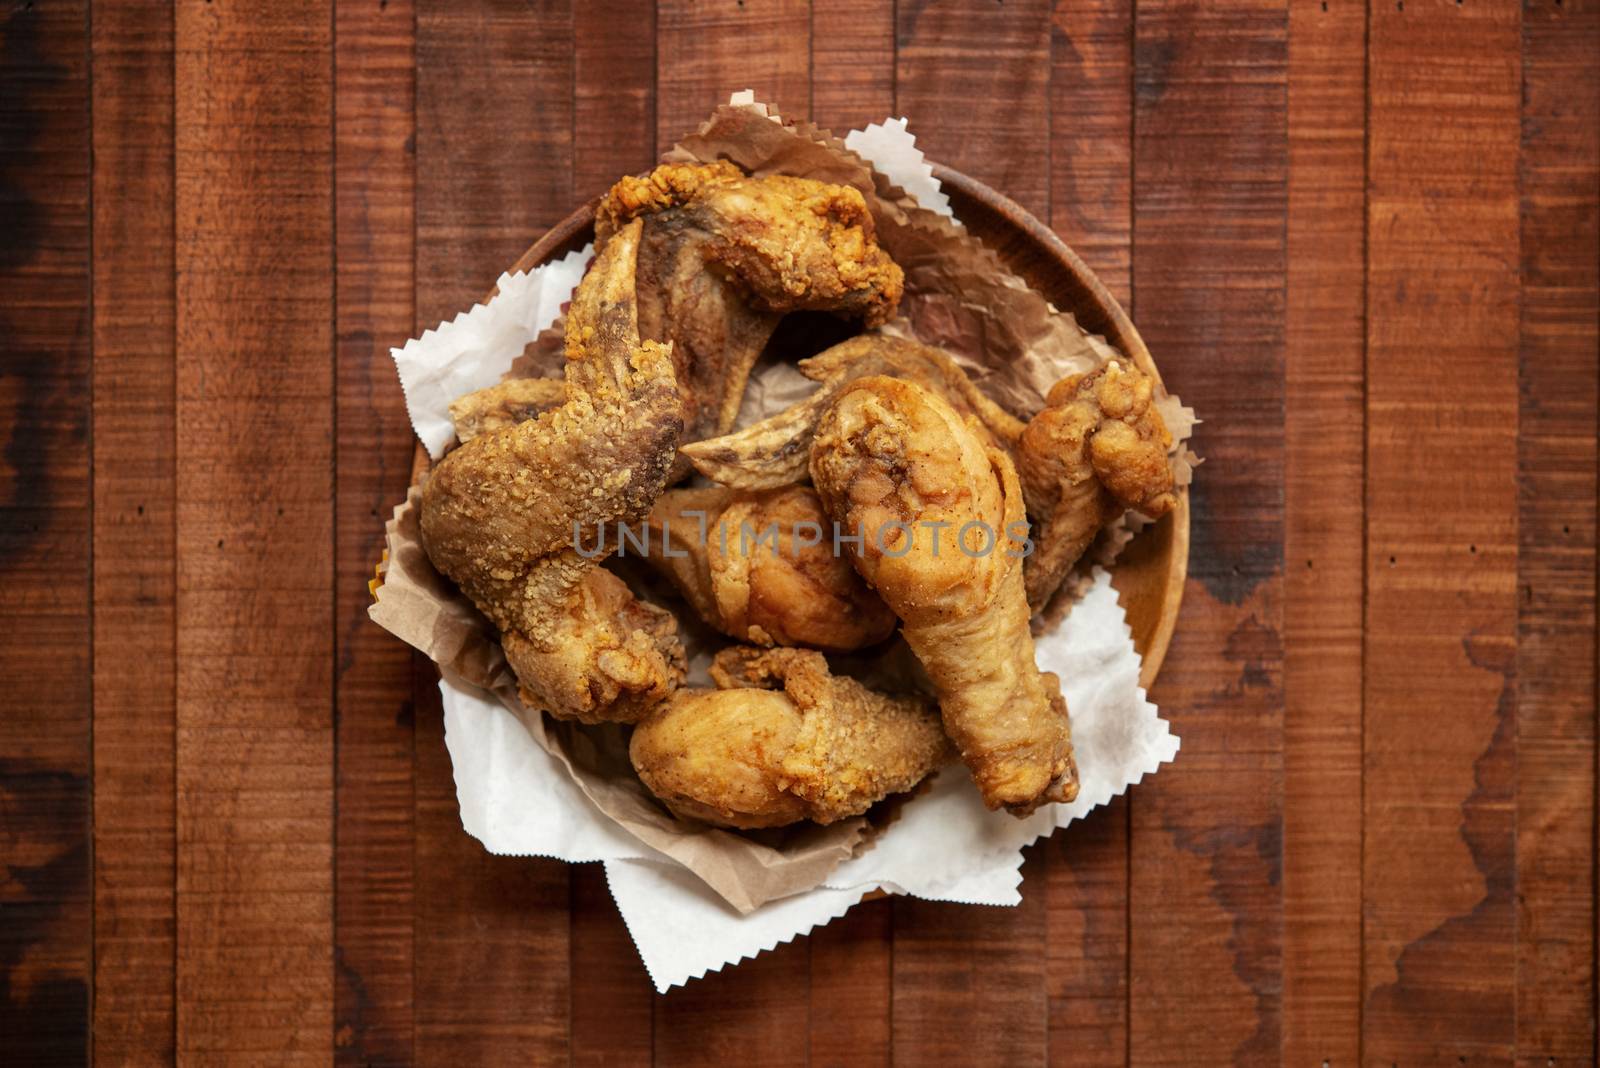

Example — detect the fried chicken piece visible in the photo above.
[449,377,566,444]
[687,335,1180,611]
[643,485,897,652]
[810,376,1078,814]
[629,646,946,829]
[681,334,1024,490]
[419,219,686,723]
[595,162,905,461]
[1017,359,1177,609]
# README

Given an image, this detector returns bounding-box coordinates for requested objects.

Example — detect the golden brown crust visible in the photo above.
[809,376,1078,815]
[418,220,685,723]
[644,485,897,653]
[448,377,567,444]
[629,646,945,829]
[594,164,906,472]
[1017,359,1176,609]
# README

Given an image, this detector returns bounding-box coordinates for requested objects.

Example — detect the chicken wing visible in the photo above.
[643,485,897,652]
[449,376,566,445]
[419,219,686,723]
[595,162,905,458]
[629,646,946,829]
[1017,359,1177,609]
[809,376,1078,814]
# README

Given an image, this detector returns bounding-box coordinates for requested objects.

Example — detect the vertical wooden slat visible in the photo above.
[810,0,894,135]
[891,7,1052,1065]
[412,4,574,1064]
[574,0,655,203]
[91,0,177,1061]
[568,10,659,1061]
[808,900,892,1068]
[334,0,418,1063]
[896,0,1052,218]
[655,0,811,150]
[1282,0,1364,1063]
[1363,1,1521,1062]
[653,941,811,1067]
[648,10,814,1060]
[0,0,93,1060]
[1050,0,1133,305]
[1045,4,1133,1064]
[1128,2,1288,1064]
[173,0,335,1060]
[1516,1,1599,1063]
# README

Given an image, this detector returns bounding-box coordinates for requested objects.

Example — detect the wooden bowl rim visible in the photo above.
[435,163,1189,690]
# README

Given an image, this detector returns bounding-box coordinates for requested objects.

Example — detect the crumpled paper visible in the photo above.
[443,568,1175,990]
[372,93,1187,991]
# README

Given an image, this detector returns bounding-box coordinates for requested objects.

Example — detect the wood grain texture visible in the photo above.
[0,0,93,1062]
[1049,0,1133,305]
[808,899,892,1068]
[334,0,418,1063]
[1516,1,1598,1062]
[413,3,576,1065]
[1129,2,1288,1064]
[91,0,177,1062]
[1046,4,1133,1063]
[574,0,656,203]
[896,0,1052,219]
[1363,2,1522,1062]
[173,1,335,1061]
[810,0,895,134]
[655,0,812,150]
[1282,0,1364,1063]
[891,9,1053,1064]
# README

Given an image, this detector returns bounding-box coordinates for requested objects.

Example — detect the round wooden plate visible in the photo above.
[414,164,1189,689]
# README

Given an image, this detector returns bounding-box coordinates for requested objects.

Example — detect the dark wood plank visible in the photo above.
[1516,1,1599,1063]
[655,0,812,150]
[334,0,418,1063]
[892,852,1050,1068]
[173,1,335,1060]
[568,17,658,1056]
[1128,2,1288,1063]
[1046,4,1133,1063]
[890,8,1052,1065]
[90,0,177,1061]
[1043,805,1129,1068]
[896,0,1053,219]
[573,0,656,202]
[569,865,654,1068]
[809,898,892,1068]
[1050,0,1133,305]
[649,10,814,1059]
[810,0,895,135]
[413,3,575,1063]
[0,0,94,1061]
[1282,0,1364,1063]
[1362,2,1522,1062]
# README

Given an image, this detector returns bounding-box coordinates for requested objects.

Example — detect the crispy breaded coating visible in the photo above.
[419,220,686,723]
[628,646,946,829]
[809,376,1078,815]
[1017,359,1177,609]
[595,163,905,463]
[448,377,566,444]
[644,485,896,653]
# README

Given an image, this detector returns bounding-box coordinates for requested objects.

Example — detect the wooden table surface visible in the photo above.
[4,1,1596,1064]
